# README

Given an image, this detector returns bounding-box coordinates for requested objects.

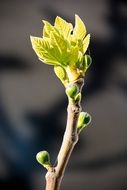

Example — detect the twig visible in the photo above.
[45,78,84,190]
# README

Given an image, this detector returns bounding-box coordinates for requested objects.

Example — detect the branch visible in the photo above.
[45,78,84,190]
[31,14,92,190]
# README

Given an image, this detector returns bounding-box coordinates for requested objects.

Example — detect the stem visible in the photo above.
[45,78,84,190]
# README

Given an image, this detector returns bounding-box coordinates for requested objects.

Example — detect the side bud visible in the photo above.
[36,151,51,170]
[65,84,79,99]
[74,92,81,103]
[83,55,92,72]
[77,112,91,131]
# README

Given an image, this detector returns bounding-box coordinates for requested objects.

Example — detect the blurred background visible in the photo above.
[0,0,127,189]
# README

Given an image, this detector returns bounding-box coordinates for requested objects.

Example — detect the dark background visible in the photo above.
[0,0,127,189]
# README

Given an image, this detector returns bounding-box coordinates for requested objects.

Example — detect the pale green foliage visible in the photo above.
[30,15,91,84]
[73,14,86,39]
[54,16,73,38]
[83,34,90,54]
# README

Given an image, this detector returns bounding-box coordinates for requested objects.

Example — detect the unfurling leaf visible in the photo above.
[73,14,87,40]
[83,54,92,72]
[30,36,61,65]
[30,15,91,83]
[50,32,69,65]
[42,20,57,38]
[54,16,73,38]
[83,34,90,54]
[68,46,79,64]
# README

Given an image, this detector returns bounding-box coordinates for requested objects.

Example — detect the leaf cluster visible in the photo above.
[31,15,91,84]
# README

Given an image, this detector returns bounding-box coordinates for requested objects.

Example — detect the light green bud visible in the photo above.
[36,151,51,169]
[66,84,79,98]
[74,92,81,102]
[77,112,91,130]
[83,55,92,72]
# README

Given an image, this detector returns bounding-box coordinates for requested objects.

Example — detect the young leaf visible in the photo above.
[30,15,91,81]
[42,20,57,38]
[39,58,60,65]
[68,45,79,64]
[54,16,73,38]
[73,15,87,40]
[30,36,61,65]
[83,34,90,54]
[50,32,69,65]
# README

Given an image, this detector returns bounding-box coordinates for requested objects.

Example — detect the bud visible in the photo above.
[83,55,92,72]
[77,112,91,130]
[54,66,67,82]
[36,151,51,170]
[74,92,81,103]
[66,84,79,98]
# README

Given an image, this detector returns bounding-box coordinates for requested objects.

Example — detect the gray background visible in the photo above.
[0,0,127,189]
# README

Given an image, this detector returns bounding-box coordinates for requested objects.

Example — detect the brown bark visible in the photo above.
[45,78,84,190]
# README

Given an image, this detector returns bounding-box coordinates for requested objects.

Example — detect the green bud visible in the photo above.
[77,112,91,130]
[36,151,51,169]
[66,84,79,98]
[76,51,83,69]
[83,55,92,72]
[54,66,67,81]
[74,92,81,102]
